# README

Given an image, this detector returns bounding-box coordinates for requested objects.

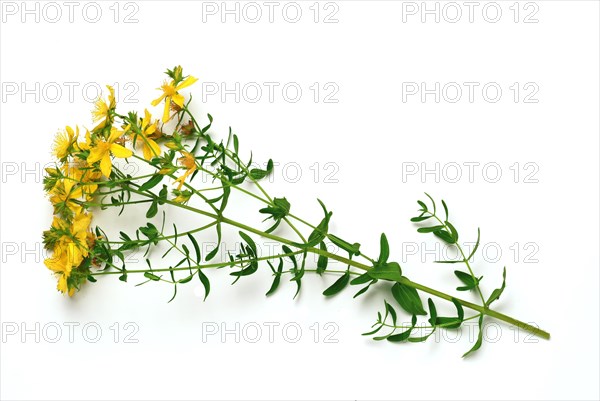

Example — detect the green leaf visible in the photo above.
[417,225,445,233]
[350,272,372,285]
[467,228,481,262]
[433,229,455,244]
[427,298,438,326]
[139,174,164,191]
[178,275,193,284]
[266,259,283,296]
[442,199,449,221]
[362,324,384,336]
[144,272,160,281]
[259,197,291,224]
[387,328,412,342]
[454,270,480,291]
[410,215,431,222]
[197,268,210,301]
[233,134,239,154]
[187,233,201,264]
[407,333,434,343]
[388,315,417,342]
[146,199,158,218]
[417,200,428,212]
[158,185,168,205]
[306,201,332,247]
[205,223,221,261]
[435,298,464,329]
[378,233,390,264]
[230,262,258,277]
[367,262,402,282]
[486,267,507,307]
[139,223,159,245]
[249,159,273,180]
[323,270,350,297]
[353,281,375,298]
[250,169,268,180]
[329,234,360,256]
[316,242,328,274]
[391,282,427,315]
[205,247,219,261]
[463,315,484,357]
[239,231,257,255]
[445,221,459,242]
[384,300,397,325]
[424,192,436,214]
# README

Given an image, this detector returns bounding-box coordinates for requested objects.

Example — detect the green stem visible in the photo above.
[92,249,306,275]
[123,186,550,340]
[97,221,217,245]
[380,313,482,331]
[428,211,486,305]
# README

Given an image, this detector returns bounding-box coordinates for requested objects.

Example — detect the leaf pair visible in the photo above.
[259,197,291,234]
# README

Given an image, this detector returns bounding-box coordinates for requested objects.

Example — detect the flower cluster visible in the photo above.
[43,66,198,295]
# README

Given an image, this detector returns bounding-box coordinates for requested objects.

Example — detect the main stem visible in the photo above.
[126,187,550,340]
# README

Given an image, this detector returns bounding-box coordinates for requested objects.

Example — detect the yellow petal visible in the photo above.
[176,76,198,90]
[72,212,92,235]
[110,143,133,158]
[145,124,156,136]
[107,85,116,108]
[57,274,69,294]
[148,139,161,158]
[66,242,84,267]
[151,93,166,107]
[87,144,107,164]
[100,153,112,177]
[78,130,92,151]
[162,101,171,122]
[108,127,124,143]
[171,93,185,108]
[142,139,160,161]
[44,254,67,273]
[143,109,152,127]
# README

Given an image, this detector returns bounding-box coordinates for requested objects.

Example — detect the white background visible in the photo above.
[1,1,599,400]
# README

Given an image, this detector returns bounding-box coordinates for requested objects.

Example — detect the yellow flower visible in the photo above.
[174,151,197,190]
[92,85,116,131]
[151,75,198,122]
[76,129,92,151]
[57,213,91,267]
[52,126,79,160]
[87,127,133,177]
[173,190,192,204]
[44,246,76,296]
[44,212,92,296]
[49,178,83,215]
[62,161,102,199]
[57,274,76,296]
[136,109,161,160]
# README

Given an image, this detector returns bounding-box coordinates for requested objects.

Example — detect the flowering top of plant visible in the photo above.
[42,66,549,357]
